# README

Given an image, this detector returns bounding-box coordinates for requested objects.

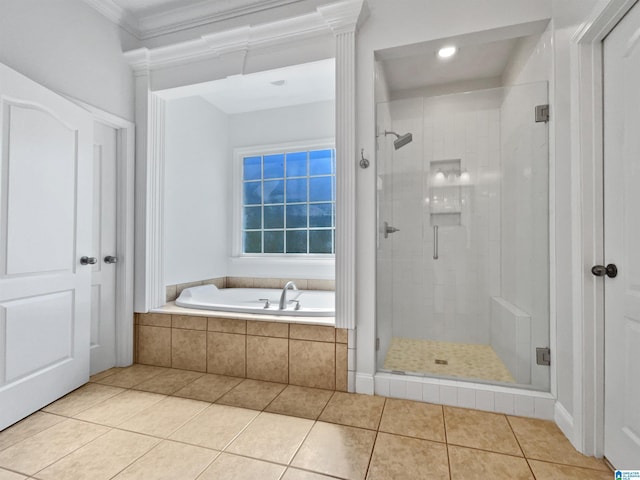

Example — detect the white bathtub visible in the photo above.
[176,285,335,317]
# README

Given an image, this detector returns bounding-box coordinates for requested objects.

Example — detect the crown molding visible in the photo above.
[138,0,305,40]
[81,0,140,36]
[124,0,364,72]
[317,0,365,34]
[85,0,365,43]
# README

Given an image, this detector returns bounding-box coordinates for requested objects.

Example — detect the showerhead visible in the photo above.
[393,132,413,150]
[384,130,413,150]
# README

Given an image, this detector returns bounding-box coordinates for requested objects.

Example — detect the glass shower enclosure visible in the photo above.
[376,82,550,391]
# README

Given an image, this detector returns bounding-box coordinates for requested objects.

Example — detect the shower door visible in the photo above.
[376,83,550,391]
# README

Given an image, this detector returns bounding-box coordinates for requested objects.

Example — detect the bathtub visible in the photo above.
[175,284,335,317]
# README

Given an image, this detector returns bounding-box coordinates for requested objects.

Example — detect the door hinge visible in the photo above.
[536,347,551,366]
[376,337,380,351]
[535,104,549,123]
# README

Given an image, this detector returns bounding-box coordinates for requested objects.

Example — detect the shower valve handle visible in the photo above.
[384,221,400,239]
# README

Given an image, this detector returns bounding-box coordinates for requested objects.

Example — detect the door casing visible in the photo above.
[569,0,638,458]
[65,96,136,370]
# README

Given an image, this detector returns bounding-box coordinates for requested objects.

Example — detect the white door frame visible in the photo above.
[65,96,136,368]
[570,0,637,457]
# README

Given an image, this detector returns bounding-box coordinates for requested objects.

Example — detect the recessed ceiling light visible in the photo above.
[270,79,286,86]
[438,46,457,58]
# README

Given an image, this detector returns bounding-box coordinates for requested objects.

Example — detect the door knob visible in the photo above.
[591,264,617,278]
[104,256,118,264]
[80,256,97,265]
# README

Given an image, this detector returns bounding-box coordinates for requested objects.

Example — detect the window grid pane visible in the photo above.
[242,148,335,254]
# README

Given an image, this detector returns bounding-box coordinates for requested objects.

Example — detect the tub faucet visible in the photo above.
[279,281,298,310]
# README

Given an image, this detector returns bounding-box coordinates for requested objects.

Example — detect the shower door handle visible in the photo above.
[433,226,439,260]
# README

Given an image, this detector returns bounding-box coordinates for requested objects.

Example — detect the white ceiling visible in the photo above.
[157,58,335,114]
[378,37,521,94]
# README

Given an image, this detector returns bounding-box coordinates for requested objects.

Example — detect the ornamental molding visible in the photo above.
[138,0,303,39]
[124,0,364,72]
[82,0,364,40]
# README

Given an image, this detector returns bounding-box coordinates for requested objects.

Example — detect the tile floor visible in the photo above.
[0,364,612,480]
[383,337,515,383]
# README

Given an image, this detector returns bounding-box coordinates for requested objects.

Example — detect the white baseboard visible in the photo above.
[554,401,574,444]
[355,373,374,395]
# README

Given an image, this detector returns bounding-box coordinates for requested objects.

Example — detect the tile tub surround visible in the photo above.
[0,367,611,480]
[136,313,348,392]
[166,277,335,302]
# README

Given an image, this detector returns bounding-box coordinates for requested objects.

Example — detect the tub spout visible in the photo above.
[279,281,298,310]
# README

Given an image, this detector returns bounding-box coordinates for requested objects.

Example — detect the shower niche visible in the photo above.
[429,158,464,227]
[375,25,551,391]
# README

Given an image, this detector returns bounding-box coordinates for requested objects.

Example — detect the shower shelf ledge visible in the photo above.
[430,210,461,215]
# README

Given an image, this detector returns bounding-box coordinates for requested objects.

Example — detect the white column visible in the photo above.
[129,49,166,312]
[335,29,357,330]
[319,0,364,330]
[146,93,165,309]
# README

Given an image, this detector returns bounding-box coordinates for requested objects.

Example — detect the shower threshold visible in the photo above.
[383,337,515,384]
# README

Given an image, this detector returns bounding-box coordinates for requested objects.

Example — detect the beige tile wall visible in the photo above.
[136,313,348,392]
[166,278,335,303]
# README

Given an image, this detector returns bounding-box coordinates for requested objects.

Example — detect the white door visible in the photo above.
[90,122,117,375]
[603,1,640,469]
[0,63,93,430]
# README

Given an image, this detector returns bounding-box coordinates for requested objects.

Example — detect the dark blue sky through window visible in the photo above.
[242,148,335,254]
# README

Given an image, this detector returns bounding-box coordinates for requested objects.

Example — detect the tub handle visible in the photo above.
[289,300,301,311]
[258,298,271,309]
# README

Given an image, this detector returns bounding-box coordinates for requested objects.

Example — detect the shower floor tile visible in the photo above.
[383,337,515,383]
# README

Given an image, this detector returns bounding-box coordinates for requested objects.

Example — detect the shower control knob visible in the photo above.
[383,221,400,239]
[591,264,617,278]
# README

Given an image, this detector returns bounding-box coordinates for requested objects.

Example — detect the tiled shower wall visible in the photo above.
[378,89,502,346]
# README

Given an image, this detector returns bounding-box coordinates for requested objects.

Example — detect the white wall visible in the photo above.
[0,0,136,120]
[227,100,336,279]
[163,99,335,283]
[164,97,229,285]
[228,100,335,148]
[502,31,552,86]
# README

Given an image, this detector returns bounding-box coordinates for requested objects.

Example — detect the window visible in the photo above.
[240,145,335,255]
